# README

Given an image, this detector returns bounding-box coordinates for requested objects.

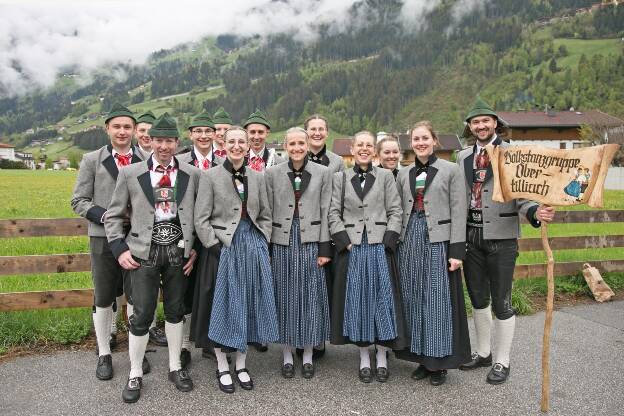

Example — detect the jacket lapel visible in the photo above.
[424,164,438,194]
[102,145,119,181]
[463,149,475,187]
[409,166,417,199]
[350,172,365,201]
[130,145,143,163]
[300,170,311,195]
[138,157,155,207]
[361,170,376,200]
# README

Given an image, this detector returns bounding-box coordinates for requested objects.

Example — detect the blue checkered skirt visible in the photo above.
[272,219,330,348]
[399,213,453,357]
[208,219,279,352]
[343,234,397,343]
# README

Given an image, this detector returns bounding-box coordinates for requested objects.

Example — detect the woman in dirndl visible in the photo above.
[265,127,332,379]
[193,126,278,394]
[328,131,405,383]
[394,121,471,386]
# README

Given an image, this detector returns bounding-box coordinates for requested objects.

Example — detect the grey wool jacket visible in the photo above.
[456,137,540,240]
[194,160,272,248]
[265,159,333,257]
[328,165,403,252]
[176,147,225,168]
[104,156,201,260]
[396,155,467,260]
[71,144,145,237]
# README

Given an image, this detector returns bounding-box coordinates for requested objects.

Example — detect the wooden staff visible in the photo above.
[540,221,555,412]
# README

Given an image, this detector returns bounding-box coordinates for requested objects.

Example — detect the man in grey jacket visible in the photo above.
[105,113,200,403]
[71,103,146,381]
[456,97,554,385]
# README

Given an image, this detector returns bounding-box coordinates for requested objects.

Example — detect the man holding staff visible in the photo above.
[456,97,554,384]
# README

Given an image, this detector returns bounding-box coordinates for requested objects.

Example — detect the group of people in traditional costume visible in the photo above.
[71,96,555,403]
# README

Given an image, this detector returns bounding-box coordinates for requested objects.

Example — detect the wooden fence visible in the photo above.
[1,211,623,312]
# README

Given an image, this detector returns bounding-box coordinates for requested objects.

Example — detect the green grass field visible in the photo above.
[553,38,623,70]
[0,170,622,354]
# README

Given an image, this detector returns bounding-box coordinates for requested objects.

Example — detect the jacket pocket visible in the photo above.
[344,224,355,228]
[130,232,139,237]
[438,219,451,225]
[499,212,519,218]
[375,222,387,226]
[272,222,282,228]
[213,225,226,230]
[310,220,321,225]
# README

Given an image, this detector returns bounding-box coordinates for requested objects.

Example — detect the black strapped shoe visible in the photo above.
[180,348,191,369]
[281,363,295,379]
[122,377,142,403]
[168,369,194,392]
[216,370,235,394]
[148,327,168,347]
[411,365,432,381]
[486,363,510,385]
[302,363,315,379]
[359,367,373,383]
[235,368,254,390]
[459,352,492,371]
[96,354,113,380]
[375,367,389,383]
[430,370,447,386]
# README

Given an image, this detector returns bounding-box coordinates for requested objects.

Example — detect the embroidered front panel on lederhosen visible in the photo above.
[412,170,427,212]
[468,148,489,227]
[152,165,182,245]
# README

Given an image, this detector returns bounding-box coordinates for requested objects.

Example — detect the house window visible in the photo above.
[559,143,567,149]
[573,142,591,149]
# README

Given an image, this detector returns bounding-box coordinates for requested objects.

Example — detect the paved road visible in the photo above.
[1,301,623,416]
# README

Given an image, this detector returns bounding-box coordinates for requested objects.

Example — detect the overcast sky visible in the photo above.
[0,0,487,97]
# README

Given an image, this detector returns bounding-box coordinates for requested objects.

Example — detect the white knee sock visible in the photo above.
[93,306,113,356]
[359,347,371,370]
[111,296,123,334]
[128,332,149,379]
[235,351,250,382]
[302,345,313,365]
[376,345,389,368]
[182,313,192,350]
[126,303,134,321]
[165,321,183,372]
[282,345,294,365]
[473,305,493,358]
[215,347,232,385]
[493,315,516,367]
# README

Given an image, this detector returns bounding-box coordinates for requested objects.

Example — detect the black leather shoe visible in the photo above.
[148,327,168,347]
[142,356,151,375]
[235,368,254,390]
[109,333,118,351]
[281,363,295,379]
[251,343,268,352]
[359,367,373,383]
[168,369,193,392]
[96,354,113,380]
[216,370,235,394]
[411,365,432,380]
[122,377,142,403]
[180,349,191,369]
[486,363,510,385]
[375,367,389,383]
[430,370,447,386]
[459,352,492,371]
[302,363,315,379]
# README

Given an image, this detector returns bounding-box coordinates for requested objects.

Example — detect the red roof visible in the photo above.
[332,138,352,156]
[497,110,624,129]
[0,143,15,148]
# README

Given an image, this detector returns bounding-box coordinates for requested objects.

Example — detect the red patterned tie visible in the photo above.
[214,149,226,158]
[471,148,490,209]
[115,153,131,167]
[202,158,210,170]
[155,165,174,187]
[248,155,265,172]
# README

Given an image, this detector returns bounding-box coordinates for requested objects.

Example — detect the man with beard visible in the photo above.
[244,109,285,172]
[106,113,199,402]
[212,107,232,158]
[456,97,554,384]
[71,103,148,380]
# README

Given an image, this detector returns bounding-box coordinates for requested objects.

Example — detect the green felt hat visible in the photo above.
[243,108,271,129]
[188,112,215,130]
[213,107,233,125]
[464,96,498,122]
[105,103,135,124]
[136,110,156,125]
[149,113,179,138]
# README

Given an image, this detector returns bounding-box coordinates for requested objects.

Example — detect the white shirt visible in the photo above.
[149,155,178,222]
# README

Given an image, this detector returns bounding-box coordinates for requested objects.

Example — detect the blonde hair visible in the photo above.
[304,114,329,131]
[376,134,401,154]
[352,130,376,145]
[223,125,248,141]
[284,127,309,142]
[409,120,439,147]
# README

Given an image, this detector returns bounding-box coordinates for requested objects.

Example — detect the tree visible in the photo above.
[548,57,558,73]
